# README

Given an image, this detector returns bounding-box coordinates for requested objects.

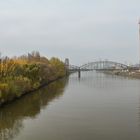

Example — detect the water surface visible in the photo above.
[0,72,140,140]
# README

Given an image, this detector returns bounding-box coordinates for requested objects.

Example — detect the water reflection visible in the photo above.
[0,78,68,140]
[1,72,140,140]
[78,71,140,89]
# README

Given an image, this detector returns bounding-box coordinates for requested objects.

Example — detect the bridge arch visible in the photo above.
[80,61,128,70]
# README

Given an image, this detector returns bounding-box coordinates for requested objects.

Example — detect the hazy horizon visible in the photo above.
[0,0,140,65]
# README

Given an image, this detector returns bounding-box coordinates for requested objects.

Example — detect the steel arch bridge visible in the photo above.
[68,60,128,71]
[80,61,128,70]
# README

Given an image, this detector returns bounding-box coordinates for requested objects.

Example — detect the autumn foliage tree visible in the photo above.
[0,52,66,105]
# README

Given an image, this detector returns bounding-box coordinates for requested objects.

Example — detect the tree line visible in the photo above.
[0,51,66,105]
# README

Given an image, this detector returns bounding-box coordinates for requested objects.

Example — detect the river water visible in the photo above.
[0,71,140,140]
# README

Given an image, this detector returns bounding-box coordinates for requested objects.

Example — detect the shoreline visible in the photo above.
[0,76,66,107]
[104,70,140,79]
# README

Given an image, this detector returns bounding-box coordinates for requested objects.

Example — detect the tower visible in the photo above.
[139,19,140,65]
[65,58,69,75]
[65,58,69,68]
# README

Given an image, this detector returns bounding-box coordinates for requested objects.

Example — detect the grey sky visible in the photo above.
[0,0,140,65]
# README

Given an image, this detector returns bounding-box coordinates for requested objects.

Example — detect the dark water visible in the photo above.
[0,71,140,140]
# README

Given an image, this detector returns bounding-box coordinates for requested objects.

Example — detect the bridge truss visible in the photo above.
[68,60,128,72]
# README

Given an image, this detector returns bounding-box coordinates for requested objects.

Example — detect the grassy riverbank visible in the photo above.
[0,51,66,106]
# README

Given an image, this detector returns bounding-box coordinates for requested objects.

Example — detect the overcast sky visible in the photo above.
[0,0,140,65]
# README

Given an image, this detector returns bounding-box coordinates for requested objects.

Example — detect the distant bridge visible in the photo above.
[68,60,128,71]
[66,60,129,77]
[81,60,128,70]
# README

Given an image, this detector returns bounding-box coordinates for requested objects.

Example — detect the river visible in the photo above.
[0,71,140,140]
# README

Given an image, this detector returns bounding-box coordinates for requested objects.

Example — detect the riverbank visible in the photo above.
[104,70,140,79]
[0,52,66,106]
[0,76,66,107]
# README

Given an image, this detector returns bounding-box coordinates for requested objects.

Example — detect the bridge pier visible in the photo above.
[78,68,81,78]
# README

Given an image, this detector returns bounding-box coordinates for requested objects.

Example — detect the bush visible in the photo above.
[0,52,66,105]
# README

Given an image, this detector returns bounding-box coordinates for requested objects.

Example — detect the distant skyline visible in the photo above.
[0,0,140,65]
